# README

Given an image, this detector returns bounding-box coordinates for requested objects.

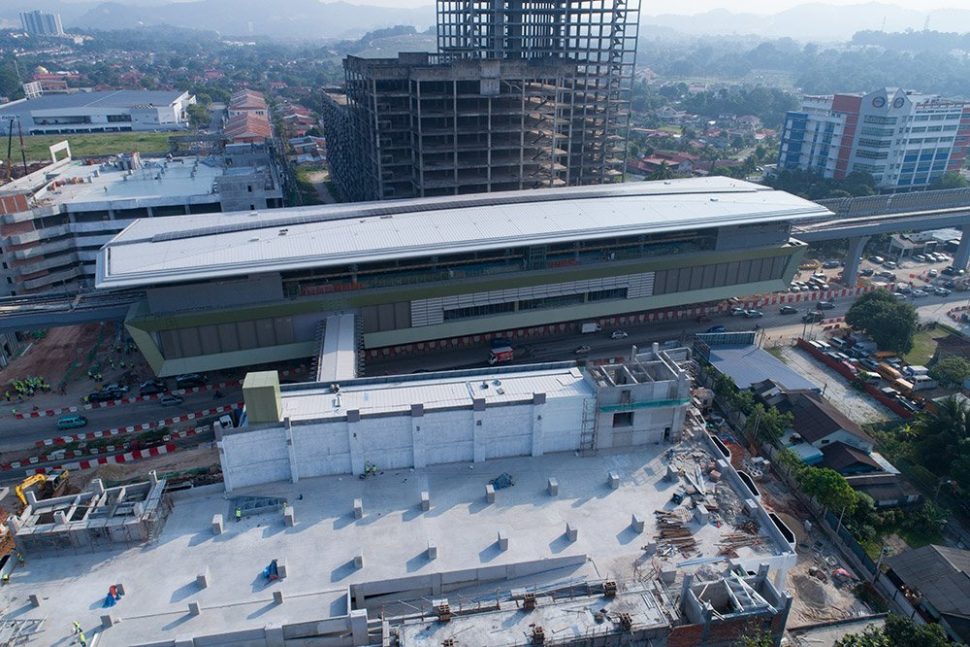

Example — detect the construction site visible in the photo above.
[0,341,800,646]
[324,0,639,202]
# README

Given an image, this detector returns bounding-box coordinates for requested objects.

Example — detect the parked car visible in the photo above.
[56,414,88,430]
[159,394,184,407]
[943,266,966,276]
[779,305,798,315]
[859,268,875,277]
[883,260,897,270]
[744,309,764,318]
[869,255,884,264]
[175,373,207,389]
[610,330,628,339]
[822,259,841,269]
[574,345,591,355]
[928,269,939,278]
[934,286,951,296]
[943,279,957,289]
[913,254,927,262]
[88,388,125,403]
[139,380,167,396]
[705,325,726,333]
[817,301,835,310]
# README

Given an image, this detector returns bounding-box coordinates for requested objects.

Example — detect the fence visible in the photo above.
[795,338,914,418]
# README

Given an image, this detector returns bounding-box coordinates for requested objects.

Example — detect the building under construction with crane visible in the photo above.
[323,0,640,202]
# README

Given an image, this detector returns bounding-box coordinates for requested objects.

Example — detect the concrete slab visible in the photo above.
[0,445,789,646]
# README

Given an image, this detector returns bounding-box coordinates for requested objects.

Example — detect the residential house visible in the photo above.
[884,545,970,644]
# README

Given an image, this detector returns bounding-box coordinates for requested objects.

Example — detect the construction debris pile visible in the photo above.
[650,435,763,561]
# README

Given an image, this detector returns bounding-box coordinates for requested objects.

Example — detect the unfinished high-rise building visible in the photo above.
[323,0,639,202]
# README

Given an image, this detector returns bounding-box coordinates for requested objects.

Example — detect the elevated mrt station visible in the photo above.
[95,178,828,376]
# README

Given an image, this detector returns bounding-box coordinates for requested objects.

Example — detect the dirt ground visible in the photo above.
[0,322,157,418]
[70,444,220,490]
[757,472,873,625]
[2,323,106,389]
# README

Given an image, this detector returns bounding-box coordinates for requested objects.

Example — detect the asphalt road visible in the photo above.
[0,386,241,454]
[365,289,970,375]
[4,259,969,455]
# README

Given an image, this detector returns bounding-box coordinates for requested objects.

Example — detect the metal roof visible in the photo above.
[707,344,821,393]
[885,545,970,619]
[0,90,188,114]
[96,177,831,289]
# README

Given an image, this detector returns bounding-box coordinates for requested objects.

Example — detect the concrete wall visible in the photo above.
[220,395,589,491]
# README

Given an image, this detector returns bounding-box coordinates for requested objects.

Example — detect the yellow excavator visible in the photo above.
[14,470,70,510]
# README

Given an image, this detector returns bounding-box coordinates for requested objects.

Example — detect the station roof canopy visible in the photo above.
[96,177,830,289]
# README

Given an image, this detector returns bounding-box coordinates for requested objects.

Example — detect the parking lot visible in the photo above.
[776,346,895,425]
[792,250,967,299]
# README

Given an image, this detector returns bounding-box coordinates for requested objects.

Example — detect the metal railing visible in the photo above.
[817,187,970,219]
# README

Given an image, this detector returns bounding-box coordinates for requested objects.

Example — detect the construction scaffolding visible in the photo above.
[324,0,639,202]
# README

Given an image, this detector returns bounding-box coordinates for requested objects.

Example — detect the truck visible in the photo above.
[488,345,514,365]
[581,322,602,334]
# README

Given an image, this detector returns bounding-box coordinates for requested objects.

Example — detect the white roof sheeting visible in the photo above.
[316,314,358,383]
[96,177,831,289]
[281,366,591,422]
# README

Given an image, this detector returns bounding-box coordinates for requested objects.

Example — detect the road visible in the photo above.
[4,259,969,454]
[0,386,241,454]
[366,288,970,376]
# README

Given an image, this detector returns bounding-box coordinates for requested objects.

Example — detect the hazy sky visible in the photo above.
[347,0,964,14]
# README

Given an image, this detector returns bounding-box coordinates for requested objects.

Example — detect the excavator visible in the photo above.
[14,470,71,511]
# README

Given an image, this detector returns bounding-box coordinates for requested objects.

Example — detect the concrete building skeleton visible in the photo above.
[325,0,640,202]
[0,141,284,296]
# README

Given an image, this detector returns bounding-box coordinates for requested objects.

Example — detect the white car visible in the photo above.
[610,330,628,339]
[911,289,927,298]
[935,286,951,296]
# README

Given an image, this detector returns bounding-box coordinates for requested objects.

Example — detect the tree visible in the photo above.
[648,161,674,181]
[798,467,858,513]
[930,171,969,190]
[186,103,210,129]
[734,628,775,647]
[845,290,919,354]
[744,404,793,442]
[837,614,951,647]
[911,395,970,477]
[928,356,970,387]
[835,624,891,647]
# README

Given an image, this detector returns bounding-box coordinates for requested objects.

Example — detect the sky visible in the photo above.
[342,0,964,14]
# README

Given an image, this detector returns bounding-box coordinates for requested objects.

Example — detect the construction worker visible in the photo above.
[72,621,81,634]
[78,630,88,646]
[1,573,9,585]
[235,507,242,522]
[16,552,24,566]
